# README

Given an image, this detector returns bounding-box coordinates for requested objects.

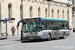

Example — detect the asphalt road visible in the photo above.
[0,33,75,50]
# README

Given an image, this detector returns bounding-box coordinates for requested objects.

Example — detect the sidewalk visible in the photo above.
[7,35,21,39]
[0,35,21,46]
[68,32,75,38]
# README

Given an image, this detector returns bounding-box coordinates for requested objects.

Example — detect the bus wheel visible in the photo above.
[61,33,66,39]
[63,34,66,39]
[47,35,51,41]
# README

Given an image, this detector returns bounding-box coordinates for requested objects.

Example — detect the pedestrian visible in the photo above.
[69,26,72,32]
[11,25,16,36]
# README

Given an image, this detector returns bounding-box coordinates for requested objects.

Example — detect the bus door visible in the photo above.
[51,21,60,36]
[52,30,59,36]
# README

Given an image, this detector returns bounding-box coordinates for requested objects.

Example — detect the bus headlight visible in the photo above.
[32,33,37,35]
[23,33,30,37]
[23,33,26,37]
[25,33,30,36]
[37,32,42,36]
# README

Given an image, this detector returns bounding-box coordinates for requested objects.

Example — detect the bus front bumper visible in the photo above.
[23,36,41,40]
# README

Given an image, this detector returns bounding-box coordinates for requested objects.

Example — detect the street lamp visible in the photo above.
[21,0,23,19]
[47,0,51,17]
[48,1,50,17]
[67,2,70,29]
[21,0,23,40]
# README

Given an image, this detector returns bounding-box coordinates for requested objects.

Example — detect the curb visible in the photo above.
[0,41,20,46]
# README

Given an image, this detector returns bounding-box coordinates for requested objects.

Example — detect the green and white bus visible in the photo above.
[17,17,70,42]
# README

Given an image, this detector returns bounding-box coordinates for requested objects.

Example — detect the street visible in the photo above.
[0,0,74,50]
[0,32,75,50]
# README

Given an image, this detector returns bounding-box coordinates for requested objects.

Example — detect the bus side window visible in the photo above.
[47,22,49,30]
[50,21,53,30]
[58,22,62,30]
[55,21,59,30]
[61,22,65,29]
[42,21,46,30]
[64,22,68,30]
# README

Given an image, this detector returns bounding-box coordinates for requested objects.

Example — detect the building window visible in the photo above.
[51,9,53,18]
[72,0,74,5]
[38,7,40,17]
[43,0,44,3]
[8,3,12,18]
[47,0,51,1]
[72,10,74,14]
[20,5,22,19]
[45,8,47,17]
[30,6,32,17]
[57,10,59,18]
[62,10,64,19]
[0,3,1,19]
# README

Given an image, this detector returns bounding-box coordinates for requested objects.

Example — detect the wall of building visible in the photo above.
[52,0,72,4]
[0,3,1,19]
[72,0,75,32]
[0,0,72,35]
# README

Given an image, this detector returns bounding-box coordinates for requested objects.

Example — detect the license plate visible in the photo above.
[30,38,34,39]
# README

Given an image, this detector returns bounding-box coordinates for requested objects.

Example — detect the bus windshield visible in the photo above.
[23,19,41,32]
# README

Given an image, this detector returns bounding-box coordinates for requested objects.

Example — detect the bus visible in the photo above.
[17,17,70,42]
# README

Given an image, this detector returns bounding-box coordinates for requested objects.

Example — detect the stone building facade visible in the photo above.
[72,0,75,31]
[0,0,72,35]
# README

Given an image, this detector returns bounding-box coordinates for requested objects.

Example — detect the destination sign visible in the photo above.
[28,19,38,21]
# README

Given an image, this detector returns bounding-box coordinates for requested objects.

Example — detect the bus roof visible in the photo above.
[41,17,68,21]
[23,17,68,21]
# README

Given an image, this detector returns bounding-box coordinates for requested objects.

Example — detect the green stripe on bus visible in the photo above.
[41,17,68,21]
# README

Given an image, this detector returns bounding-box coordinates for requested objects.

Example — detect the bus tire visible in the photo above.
[63,33,66,39]
[60,33,66,39]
